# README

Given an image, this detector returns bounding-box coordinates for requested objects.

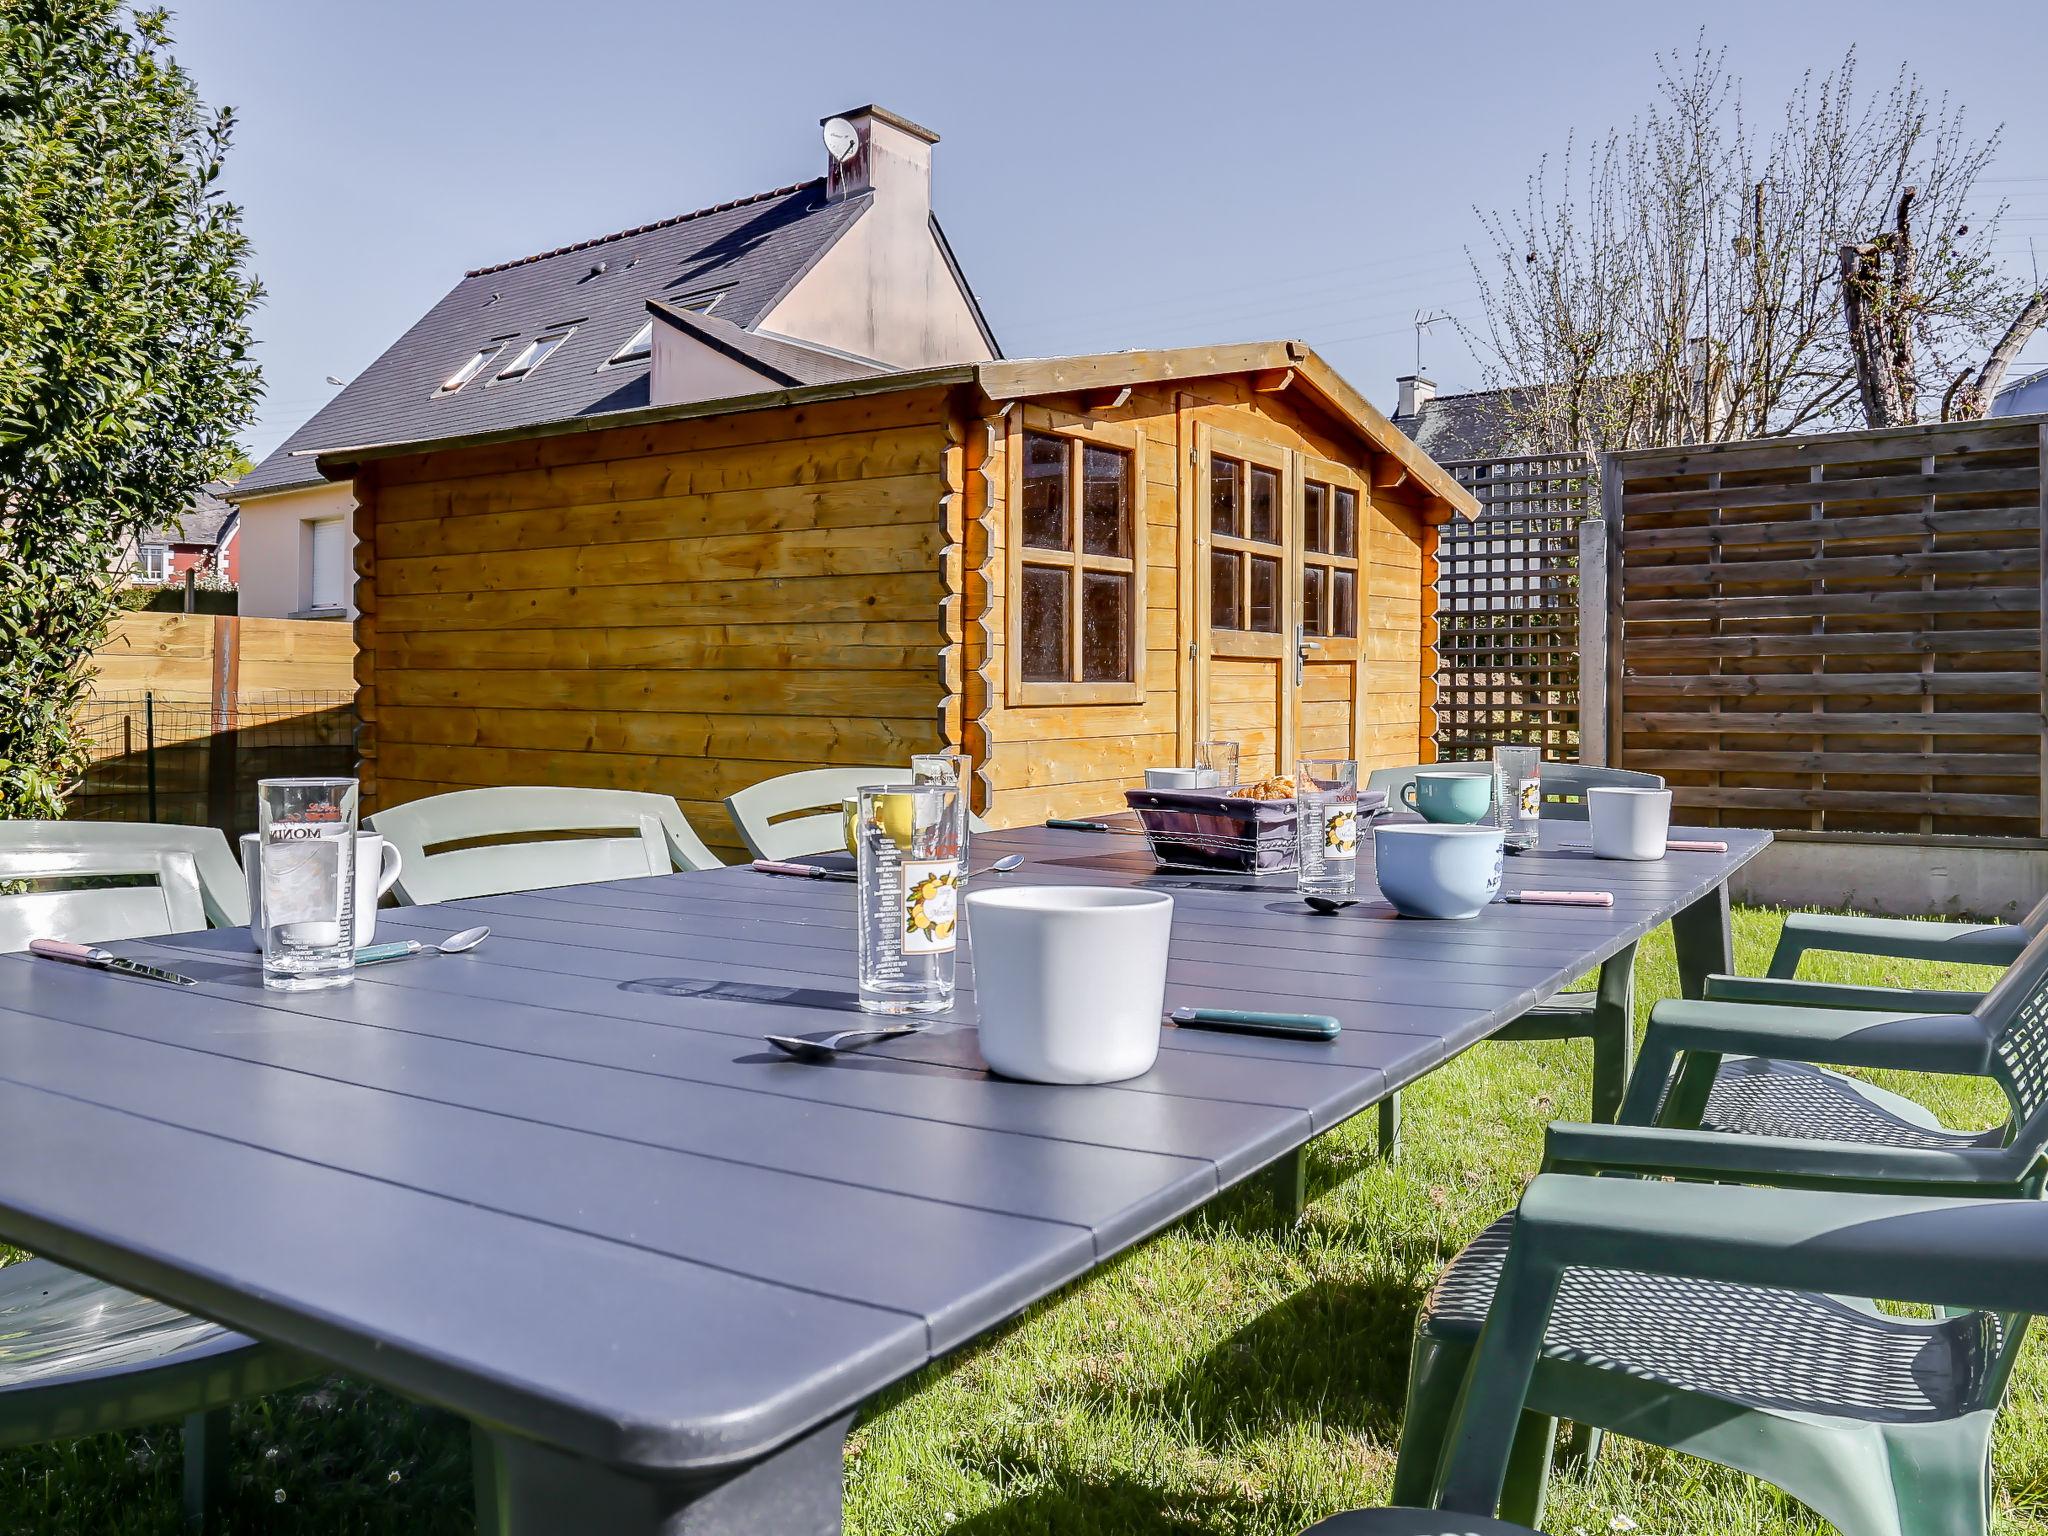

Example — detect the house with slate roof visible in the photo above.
[229,105,997,620]
[132,481,239,588]
[1387,374,1537,463]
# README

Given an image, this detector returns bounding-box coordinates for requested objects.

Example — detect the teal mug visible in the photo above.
[1400,770,1495,825]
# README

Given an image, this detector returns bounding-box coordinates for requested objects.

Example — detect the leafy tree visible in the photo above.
[0,0,259,818]
[1462,40,2024,454]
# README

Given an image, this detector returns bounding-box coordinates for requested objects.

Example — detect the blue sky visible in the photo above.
[172,0,2048,461]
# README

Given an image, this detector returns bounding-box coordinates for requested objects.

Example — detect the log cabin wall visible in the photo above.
[352,387,958,858]
[968,378,1438,824]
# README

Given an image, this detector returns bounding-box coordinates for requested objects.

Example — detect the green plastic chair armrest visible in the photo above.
[1640,997,1992,1075]
[1768,909,2026,976]
[1541,1120,2030,1193]
[1515,1174,2048,1313]
[1700,972,1983,1013]
[1433,1174,2048,1515]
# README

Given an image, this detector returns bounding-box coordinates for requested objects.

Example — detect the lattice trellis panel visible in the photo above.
[1433,453,1593,761]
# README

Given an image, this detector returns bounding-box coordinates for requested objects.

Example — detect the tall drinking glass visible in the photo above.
[911,752,972,886]
[1494,746,1542,852]
[1296,757,1359,899]
[257,777,358,991]
[856,783,962,1014]
[1193,739,1240,791]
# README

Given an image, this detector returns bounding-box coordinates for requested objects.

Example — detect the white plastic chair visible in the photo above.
[367,786,722,906]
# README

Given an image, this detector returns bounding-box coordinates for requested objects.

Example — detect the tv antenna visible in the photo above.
[1413,310,1451,374]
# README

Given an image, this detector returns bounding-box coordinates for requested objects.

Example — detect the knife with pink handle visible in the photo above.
[1501,890,1614,907]
[28,938,197,985]
[1665,839,1729,853]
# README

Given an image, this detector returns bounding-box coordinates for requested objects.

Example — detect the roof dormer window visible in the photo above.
[494,329,574,383]
[437,343,505,396]
[607,319,654,366]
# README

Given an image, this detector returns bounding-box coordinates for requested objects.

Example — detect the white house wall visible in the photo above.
[235,479,358,621]
[758,213,992,369]
[647,327,782,410]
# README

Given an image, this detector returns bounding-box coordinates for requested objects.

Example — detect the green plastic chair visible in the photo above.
[1415,1172,2048,1534]
[723,767,993,862]
[1766,891,2046,979]
[366,787,721,906]
[0,875,318,1526]
[1360,762,1666,1140]
[0,821,248,941]
[1299,1512,1534,1534]
[1590,917,2048,1200]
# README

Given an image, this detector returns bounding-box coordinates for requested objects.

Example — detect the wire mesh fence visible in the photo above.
[1433,454,1593,763]
[68,691,359,840]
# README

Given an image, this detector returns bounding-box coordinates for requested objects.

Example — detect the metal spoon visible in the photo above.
[1304,896,1357,914]
[764,1024,920,1063]
[354,926,491,966]
[975,854,1025,876]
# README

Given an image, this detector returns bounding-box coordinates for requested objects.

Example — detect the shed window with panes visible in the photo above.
[1209,454,1285,633]
[1006,417,1146,704]
[1300,476,1360,637]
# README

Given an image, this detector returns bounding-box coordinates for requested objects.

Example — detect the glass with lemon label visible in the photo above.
[855,783,962,1014]
[1295,758,1359,899]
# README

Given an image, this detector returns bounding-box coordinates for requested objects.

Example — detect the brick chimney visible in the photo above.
[1396,373,1436,422]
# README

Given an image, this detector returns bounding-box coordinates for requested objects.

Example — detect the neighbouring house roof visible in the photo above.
[646,300,890,388]
[143,481,238,547]
[231,179,872,500]
[1991,365,2048,417]
[1392,385,1542,463]
[315,341,1482,522]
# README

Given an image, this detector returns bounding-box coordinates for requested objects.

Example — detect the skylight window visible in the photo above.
[494,329,573,383]
[438,344,504,396]
[608,319,654,365]
[675,289,728,315]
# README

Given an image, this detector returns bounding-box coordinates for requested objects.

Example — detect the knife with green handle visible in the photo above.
[1167,1006,1341,1042]
[28,938,196,986]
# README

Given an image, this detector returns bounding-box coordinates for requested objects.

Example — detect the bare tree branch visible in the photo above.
[1946,288,2048,419]
[1459,39,2020,452]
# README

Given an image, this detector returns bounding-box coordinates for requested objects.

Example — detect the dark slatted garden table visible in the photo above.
[0,820,1767,1534]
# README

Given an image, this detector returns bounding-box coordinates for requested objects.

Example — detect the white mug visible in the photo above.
[1585,787,1674,861]
[965,885,1174,1084]
[242,831,402,950]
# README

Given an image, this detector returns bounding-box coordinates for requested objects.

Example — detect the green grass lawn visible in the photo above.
[3,908,2042,1534]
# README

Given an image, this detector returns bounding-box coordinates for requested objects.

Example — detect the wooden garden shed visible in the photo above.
[320,341,1479,857]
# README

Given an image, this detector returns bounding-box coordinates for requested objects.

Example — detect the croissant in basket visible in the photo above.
[1237,774,1296,802]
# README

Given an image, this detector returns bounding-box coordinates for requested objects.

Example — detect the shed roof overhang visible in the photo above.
[313,341,1480,521]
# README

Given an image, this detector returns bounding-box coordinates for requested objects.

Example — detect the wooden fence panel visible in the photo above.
[69,615,359,838]
[1433,454,1592,760]
[1603,415,2047,838]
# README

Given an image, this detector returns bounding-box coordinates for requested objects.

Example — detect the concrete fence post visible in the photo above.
[1577,511,1609,767]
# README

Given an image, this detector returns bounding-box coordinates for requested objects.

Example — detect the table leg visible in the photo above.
[480,1411,853,1536]
[1671,881,1732,1000]
[1260,1144,1309,1231]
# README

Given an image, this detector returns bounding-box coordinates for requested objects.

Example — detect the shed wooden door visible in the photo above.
[1196,425,1295,782]
[1291,455,1370,764]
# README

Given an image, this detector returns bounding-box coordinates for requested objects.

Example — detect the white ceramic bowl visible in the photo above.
[1373,823,1505,919]
[1586,786,1673,860]
[1145,767,1220,790]
[965,885,1174,1084]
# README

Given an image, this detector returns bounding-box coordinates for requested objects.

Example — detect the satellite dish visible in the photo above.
[822,117,861,164]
